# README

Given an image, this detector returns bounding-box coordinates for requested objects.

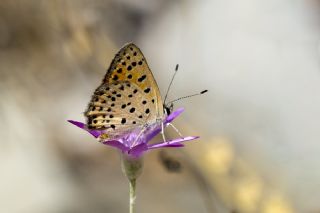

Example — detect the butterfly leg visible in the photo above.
[161,121,167,142]
[166,122,183,138]
[156,117,167,142]
[131,126,147,148]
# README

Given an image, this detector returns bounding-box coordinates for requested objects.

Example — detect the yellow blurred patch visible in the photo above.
[234,176,263,212]
[203,136,234,175]
[261,193,294,213]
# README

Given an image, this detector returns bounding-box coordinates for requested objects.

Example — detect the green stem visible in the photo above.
[121,154,143,213]
[129,178,136,213]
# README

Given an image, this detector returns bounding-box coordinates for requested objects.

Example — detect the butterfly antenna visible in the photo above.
[164,64,179,104]
[167,90,208,105]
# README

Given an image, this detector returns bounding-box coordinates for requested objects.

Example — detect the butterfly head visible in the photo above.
[164,102,174,116]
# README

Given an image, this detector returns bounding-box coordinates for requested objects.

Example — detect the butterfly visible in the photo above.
[84,43,168,140]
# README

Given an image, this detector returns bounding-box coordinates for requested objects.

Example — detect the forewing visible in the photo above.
[102,43,164,119]
[84,43,164,139]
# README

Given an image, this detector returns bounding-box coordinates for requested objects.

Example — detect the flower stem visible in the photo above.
[129,178,136,213]
[121,154,143,213]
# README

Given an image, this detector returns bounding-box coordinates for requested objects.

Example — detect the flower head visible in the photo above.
[68,108,198,158]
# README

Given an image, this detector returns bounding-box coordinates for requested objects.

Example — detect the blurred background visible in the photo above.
[1,0,320,212]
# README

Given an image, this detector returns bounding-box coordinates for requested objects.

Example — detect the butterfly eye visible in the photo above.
[164,106,170,115]
[164,103,173,115]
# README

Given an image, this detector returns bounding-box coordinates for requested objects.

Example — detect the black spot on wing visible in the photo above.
[138,75,146,82]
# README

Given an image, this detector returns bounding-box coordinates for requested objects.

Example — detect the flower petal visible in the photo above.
[165,107,184,123]
[148,136,199,149]
[129,143,148,158]
[145,126,162,143]
[67,120,103,138]
[102,140,129,152]
[68,120,85,128]
[149,142,184,149]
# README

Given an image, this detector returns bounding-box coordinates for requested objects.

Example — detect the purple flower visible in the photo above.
[68,108,199,158]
